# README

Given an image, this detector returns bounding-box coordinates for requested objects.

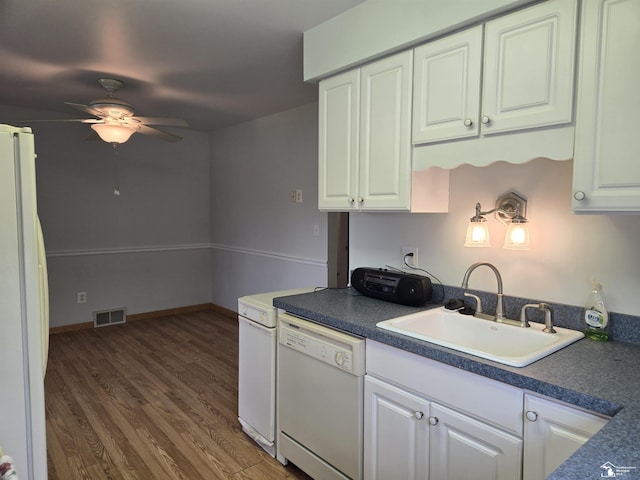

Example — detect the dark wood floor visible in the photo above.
[45,310,312,480]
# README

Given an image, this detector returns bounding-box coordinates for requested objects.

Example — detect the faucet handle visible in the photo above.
[464,292,483,314]
[519,303,540,328]
[539,303,556,334]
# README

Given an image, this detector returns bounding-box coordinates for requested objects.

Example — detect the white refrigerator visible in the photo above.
[0,124,49,479]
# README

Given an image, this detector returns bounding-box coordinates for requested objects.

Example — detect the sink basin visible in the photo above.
[376,307,584,367]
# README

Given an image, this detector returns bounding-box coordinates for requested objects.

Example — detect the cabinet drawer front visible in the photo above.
[366,340,523,436]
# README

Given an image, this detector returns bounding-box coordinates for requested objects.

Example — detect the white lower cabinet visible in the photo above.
[364,375,522,480]
[429,403,522,480]
[364,340,610,480]
[364,376,429,480]
[522,393,608,480]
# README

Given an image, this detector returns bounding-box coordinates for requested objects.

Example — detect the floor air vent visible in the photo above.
[94,308,127,328]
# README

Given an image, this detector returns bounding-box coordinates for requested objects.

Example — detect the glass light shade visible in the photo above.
[504,221,530,250]
[91,123,136,144]
[464,219,491,247]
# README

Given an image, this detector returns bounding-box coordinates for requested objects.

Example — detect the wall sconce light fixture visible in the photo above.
[464,192,530,250]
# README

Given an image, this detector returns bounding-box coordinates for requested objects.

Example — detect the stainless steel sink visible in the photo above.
[376,307,584,367]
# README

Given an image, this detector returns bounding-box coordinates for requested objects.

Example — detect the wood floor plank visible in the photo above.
[45,310,312,480]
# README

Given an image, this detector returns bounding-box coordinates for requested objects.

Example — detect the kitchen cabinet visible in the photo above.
[429,402,522,480]
[523,393,608,480]
[365,340,609,480]
[412,0,578,168]
[365,340,524,480]
[413,0,577,145]
[364,375,429,480]
[412,26,483,144]
[572,0,640,212]
[364,376,522,480]
[318,51,449,212]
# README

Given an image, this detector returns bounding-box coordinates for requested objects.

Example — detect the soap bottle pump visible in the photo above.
[584,278,609,341]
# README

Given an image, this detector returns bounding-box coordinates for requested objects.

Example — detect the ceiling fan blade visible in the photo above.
[130,116,189,127]
[136,124,183,142]
[13,118,102,123]
[64,102,105,118]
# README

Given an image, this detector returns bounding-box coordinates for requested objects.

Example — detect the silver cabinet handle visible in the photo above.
[428,416,439,426]
[526,411,538,422]
[574,191,586,201]
[414,411,424,420]
[464,118,473,127]
[481,115,491,125]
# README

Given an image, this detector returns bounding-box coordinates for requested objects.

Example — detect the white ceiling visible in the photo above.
[0,0,364,132]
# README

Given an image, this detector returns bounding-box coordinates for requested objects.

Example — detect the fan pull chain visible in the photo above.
[112,143,121,196]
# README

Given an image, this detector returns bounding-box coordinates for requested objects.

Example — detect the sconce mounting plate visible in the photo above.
[495,191,527,224]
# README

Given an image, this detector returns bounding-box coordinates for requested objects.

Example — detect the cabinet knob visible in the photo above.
[414,411,424,420]
[428,416,439,426]
[574,191,586,201]
[481,115,491,125]
[348,197,355,204]
[358,197,364,204]
[464,118,473,127]
[526,411,538,422]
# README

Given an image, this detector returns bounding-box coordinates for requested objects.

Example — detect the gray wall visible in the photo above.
[209,103,328,310]
[4,105,212,327]
[350,159,640,317]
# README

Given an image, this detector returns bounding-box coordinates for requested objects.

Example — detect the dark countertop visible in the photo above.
[273,288,640,480]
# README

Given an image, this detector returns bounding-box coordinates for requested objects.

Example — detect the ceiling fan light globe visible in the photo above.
[91,123,136,144]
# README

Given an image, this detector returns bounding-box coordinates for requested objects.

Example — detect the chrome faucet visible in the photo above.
[461,262,505,322]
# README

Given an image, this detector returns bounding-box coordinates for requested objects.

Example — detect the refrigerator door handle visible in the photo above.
[36,218,49,375]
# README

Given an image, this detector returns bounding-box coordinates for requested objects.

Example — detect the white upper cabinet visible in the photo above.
[358,52,413,210]
[319,51,449,212]
[318,69,360,210]
[412,26,483,144]
[572,0,640,212]
[412,0,578,169]
[481,0,577,135]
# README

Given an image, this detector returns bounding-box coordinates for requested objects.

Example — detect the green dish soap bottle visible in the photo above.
[584,279,609,341]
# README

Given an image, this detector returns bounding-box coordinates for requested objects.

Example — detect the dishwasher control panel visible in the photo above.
[278,313,365,375]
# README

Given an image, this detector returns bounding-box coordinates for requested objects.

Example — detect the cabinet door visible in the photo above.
[413,26,483,144]
[364,376,429,480]
[359,51,413,210]
[482,0,577,135]
[523,394,608,480]
[572,0,640,212]
[318,69,360,210]
[429,403,523,480]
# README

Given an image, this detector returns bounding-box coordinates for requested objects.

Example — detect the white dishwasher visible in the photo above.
[277,312,365,480]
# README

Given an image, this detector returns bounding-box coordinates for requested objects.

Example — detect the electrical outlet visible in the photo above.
[77,291,87,304]
[313,224,320,236]
[401,248,418,268]
[296,189,303,203]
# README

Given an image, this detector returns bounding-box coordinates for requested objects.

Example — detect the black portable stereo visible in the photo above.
[350,267,432,306]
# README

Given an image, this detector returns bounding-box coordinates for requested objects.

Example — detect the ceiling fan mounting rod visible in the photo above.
[98,78,124,96]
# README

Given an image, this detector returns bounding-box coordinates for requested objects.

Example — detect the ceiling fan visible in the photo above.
[34,78,189,144]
